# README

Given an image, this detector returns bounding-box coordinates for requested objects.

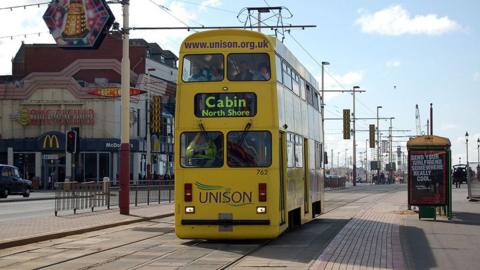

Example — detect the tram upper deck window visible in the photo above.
[182,54,224,82]
[227,53,271,81]
[180,132,224,168]
[227,131,272,167]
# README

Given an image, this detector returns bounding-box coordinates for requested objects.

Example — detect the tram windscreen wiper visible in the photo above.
[237,122,252,144]
[199,122,208,138]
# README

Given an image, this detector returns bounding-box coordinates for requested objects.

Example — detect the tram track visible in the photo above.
[0,185,405,270]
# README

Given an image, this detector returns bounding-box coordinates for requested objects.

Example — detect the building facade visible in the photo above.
[0,35,177,188]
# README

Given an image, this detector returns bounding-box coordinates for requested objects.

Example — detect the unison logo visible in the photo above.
[195,181,253,206]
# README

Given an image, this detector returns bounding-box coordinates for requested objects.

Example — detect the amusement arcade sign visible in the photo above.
[16,108,95,126]
[43,0,115,48]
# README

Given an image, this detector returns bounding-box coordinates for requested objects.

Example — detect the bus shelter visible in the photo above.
[407,135,452,220]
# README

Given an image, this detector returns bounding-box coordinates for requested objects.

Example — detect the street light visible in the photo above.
[352,85,360,186]
[119,0,131,215]
[345,148,348,168]
[466,132,472,199]
[146,68,156,180]
[477,138,480,176]
[321,61,329,175]
[376,106,382,183]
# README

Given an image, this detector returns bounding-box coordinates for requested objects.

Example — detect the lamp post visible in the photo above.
[352,86,360,186]
[466,132,472,199]
[146,68,155,181]
[337,151,340,170]
[376,106,382,183]
[119,0,131,215]
[477,138,480,179]
[345,148,348,168]
[365,139,368,183]
[321,61,329,176]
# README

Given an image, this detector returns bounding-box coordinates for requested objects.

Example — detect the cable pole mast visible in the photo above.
[237,6,293,41]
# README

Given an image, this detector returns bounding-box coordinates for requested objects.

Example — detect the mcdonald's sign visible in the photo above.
[43,135,60,150]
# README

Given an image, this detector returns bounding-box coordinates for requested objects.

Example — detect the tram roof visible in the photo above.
[407,135,451,147]
[271,36,319,90]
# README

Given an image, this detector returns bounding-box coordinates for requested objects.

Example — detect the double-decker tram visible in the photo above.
[175,29,325,239]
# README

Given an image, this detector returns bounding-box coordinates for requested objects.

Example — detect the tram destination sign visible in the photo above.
[194,92,257,118]
[408,150,447,205]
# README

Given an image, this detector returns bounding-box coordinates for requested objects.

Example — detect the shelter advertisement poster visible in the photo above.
[408,150,447,205]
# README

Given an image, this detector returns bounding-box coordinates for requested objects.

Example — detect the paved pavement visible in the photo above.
[401,186,480,270]
[310,185,406,270]
[0,202,174,249]
[0,184,479,269]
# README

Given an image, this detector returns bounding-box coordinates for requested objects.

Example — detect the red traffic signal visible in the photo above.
[66,130,77,153]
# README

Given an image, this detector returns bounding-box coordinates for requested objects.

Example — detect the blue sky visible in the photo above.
[0,0,479,167]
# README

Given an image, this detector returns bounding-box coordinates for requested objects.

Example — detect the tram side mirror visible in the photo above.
[324,152,328,164]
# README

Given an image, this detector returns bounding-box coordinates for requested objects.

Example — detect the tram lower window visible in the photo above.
[227,53,271,81]
[180,132,224,168]
[182,54,224,82]
[227,131,272,167]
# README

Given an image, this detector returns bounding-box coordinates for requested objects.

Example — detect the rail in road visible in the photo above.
[0,185,404,270]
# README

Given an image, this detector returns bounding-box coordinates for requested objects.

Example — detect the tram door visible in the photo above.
[279,132,286,224]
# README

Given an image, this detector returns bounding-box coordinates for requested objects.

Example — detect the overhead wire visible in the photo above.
[146,0,203,32]
[0,1,49,11]
[172,0,236,14]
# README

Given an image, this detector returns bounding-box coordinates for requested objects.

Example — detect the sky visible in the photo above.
[0,0,479,168]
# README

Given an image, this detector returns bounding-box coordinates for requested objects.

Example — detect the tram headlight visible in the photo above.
[256,206,267,214]
[185,206,195,214]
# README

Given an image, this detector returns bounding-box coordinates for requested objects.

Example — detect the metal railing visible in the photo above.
[54,179,174,215]
[54,181,109,216]
[109,180,175,207]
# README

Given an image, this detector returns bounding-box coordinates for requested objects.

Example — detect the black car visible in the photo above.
[452,164,467,184]
[0,164,32,198]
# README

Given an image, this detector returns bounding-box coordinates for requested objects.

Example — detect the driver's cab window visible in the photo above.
[180,132,224,168]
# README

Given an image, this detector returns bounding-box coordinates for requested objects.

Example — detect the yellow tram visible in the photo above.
[175,29,325,239]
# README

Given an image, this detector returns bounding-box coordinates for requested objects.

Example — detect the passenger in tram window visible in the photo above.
[188,64,207,81]
[186,133,217,166]
[209,64,223,81]
[234,61,254,81]
[253,63,270,81]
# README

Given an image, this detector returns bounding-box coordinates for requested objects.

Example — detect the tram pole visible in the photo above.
[119,0,130,215]
[321,62,329,176]
[377,106,382,184]
[352,86,360,186]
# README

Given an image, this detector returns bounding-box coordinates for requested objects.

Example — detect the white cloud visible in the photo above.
[355,5,461,36]
[317,71,364,101]
[474,72,480,82]
[200,0,222,11]
[386,60,401,68]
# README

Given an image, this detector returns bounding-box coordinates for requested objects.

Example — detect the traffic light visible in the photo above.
[369,124,375,148]
[66,130,77,153]
[343,109,350,139]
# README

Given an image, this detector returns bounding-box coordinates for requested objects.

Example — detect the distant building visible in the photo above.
[0,34,177,188]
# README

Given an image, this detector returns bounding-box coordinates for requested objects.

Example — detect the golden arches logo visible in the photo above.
[43,135,60,149]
